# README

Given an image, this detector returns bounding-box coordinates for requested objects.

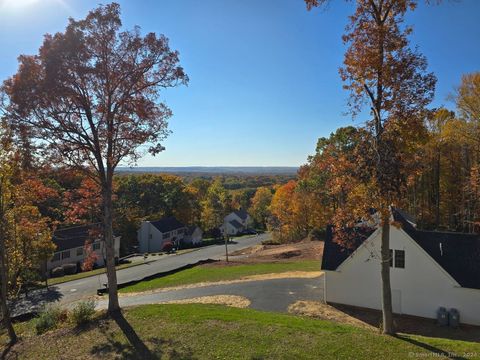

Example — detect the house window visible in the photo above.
[163,232,170,239]
[177,229,184,235]
[61,250,70,259]
[93,242,101,251]
[389,249,393,267]
[76,248,83,256]
[394,250,405,268]
[52,253,60,262]
[149,234,152,239]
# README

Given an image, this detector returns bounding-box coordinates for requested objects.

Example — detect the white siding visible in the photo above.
[138,222,164,253]
[325,226,480,326]
[184,227,203,245]
[137,221,187,253]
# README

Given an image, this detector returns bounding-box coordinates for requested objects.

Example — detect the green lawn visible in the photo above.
[4,304,479,359]
[119,260,321,293]
[47,261,150,286]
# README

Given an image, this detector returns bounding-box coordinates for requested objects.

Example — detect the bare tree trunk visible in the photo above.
[0,232,17,344]
[103,183,120,314]
[435,151,441,228]
[381,217,394,335]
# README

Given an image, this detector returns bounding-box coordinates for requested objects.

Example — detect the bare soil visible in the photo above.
[163,295,251,308]
[289,300,480,343]
[209,239,323,267]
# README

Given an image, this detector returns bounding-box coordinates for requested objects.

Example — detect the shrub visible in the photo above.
[51,267,64,278]
[71,300,96,326]
[62,263,77,275]
[308,228,325,241]
[35,305,66,334]
[162,241,174,253]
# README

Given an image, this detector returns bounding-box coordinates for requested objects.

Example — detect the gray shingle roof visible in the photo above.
[233,209,249,221]
[53,223,103,251]
[150,217,185,233]
[229,219,243,230]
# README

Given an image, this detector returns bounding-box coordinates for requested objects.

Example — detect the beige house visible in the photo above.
[48,223,121,273]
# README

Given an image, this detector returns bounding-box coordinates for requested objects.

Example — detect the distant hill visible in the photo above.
[117,166,299,175]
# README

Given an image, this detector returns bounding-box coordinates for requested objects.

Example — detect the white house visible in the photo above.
[137,216,186,253]
[222,209,253,236]
[183,225,203,246]
[322,209,480,326]
[48,223,121,274]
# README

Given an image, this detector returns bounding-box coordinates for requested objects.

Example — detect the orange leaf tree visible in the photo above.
[3,3,188,314]
[305,0,437,334]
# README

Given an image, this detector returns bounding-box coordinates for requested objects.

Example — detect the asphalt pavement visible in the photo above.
[14,233,268,314]
[96,276,325,313]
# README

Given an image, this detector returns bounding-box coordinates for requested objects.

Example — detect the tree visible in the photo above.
[306,0,436,334]
[82,240,98,272]
[0,157,17,344]
[64,177,103,224]
[201,178,231,236]
[3,3,188,313]
[270,181,299,242]
[249,187,273,229]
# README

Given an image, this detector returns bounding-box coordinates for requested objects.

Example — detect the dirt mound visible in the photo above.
[164,295,251,308]
[288,301,375,330]
[230,239,323,262]
[274,250,302,259]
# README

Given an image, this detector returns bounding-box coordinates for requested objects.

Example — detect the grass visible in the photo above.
[3,304,479,359]
[119,260,320,293]
[47,261,148,286]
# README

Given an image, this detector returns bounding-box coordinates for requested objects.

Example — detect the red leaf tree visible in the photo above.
[3,3,188,313]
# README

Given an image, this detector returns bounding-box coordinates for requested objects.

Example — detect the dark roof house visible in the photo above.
[321,209,480,290]
[53,223,103,252]
[185,225,202,236]
[229,219,244,230]
[233,209,249,221]
[150,217,185,233]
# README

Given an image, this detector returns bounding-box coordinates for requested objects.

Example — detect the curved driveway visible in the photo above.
[97,276,325,313]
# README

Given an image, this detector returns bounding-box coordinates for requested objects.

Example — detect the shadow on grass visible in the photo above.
[1,341,16,360]
[91,311,195,360]
[330,303,480,343]
[395,334,468,360]
[11,286,63,321]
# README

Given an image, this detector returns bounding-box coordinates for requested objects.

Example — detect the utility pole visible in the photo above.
[224,232,229,262]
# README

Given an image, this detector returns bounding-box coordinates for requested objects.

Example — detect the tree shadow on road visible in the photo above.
[11,286,63,320]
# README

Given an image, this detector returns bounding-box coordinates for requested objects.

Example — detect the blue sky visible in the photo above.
[0,0,479,167]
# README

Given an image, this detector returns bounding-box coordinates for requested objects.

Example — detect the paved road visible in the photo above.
[97,276,325,313]
[15,233,268,314]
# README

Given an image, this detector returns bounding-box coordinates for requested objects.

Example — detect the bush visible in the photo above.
[51,267,64,278]
[35,305,66,334]
[71,300,96,326]
[62,263,77,275]
[308,228,325,241]
[162,241,174,253]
